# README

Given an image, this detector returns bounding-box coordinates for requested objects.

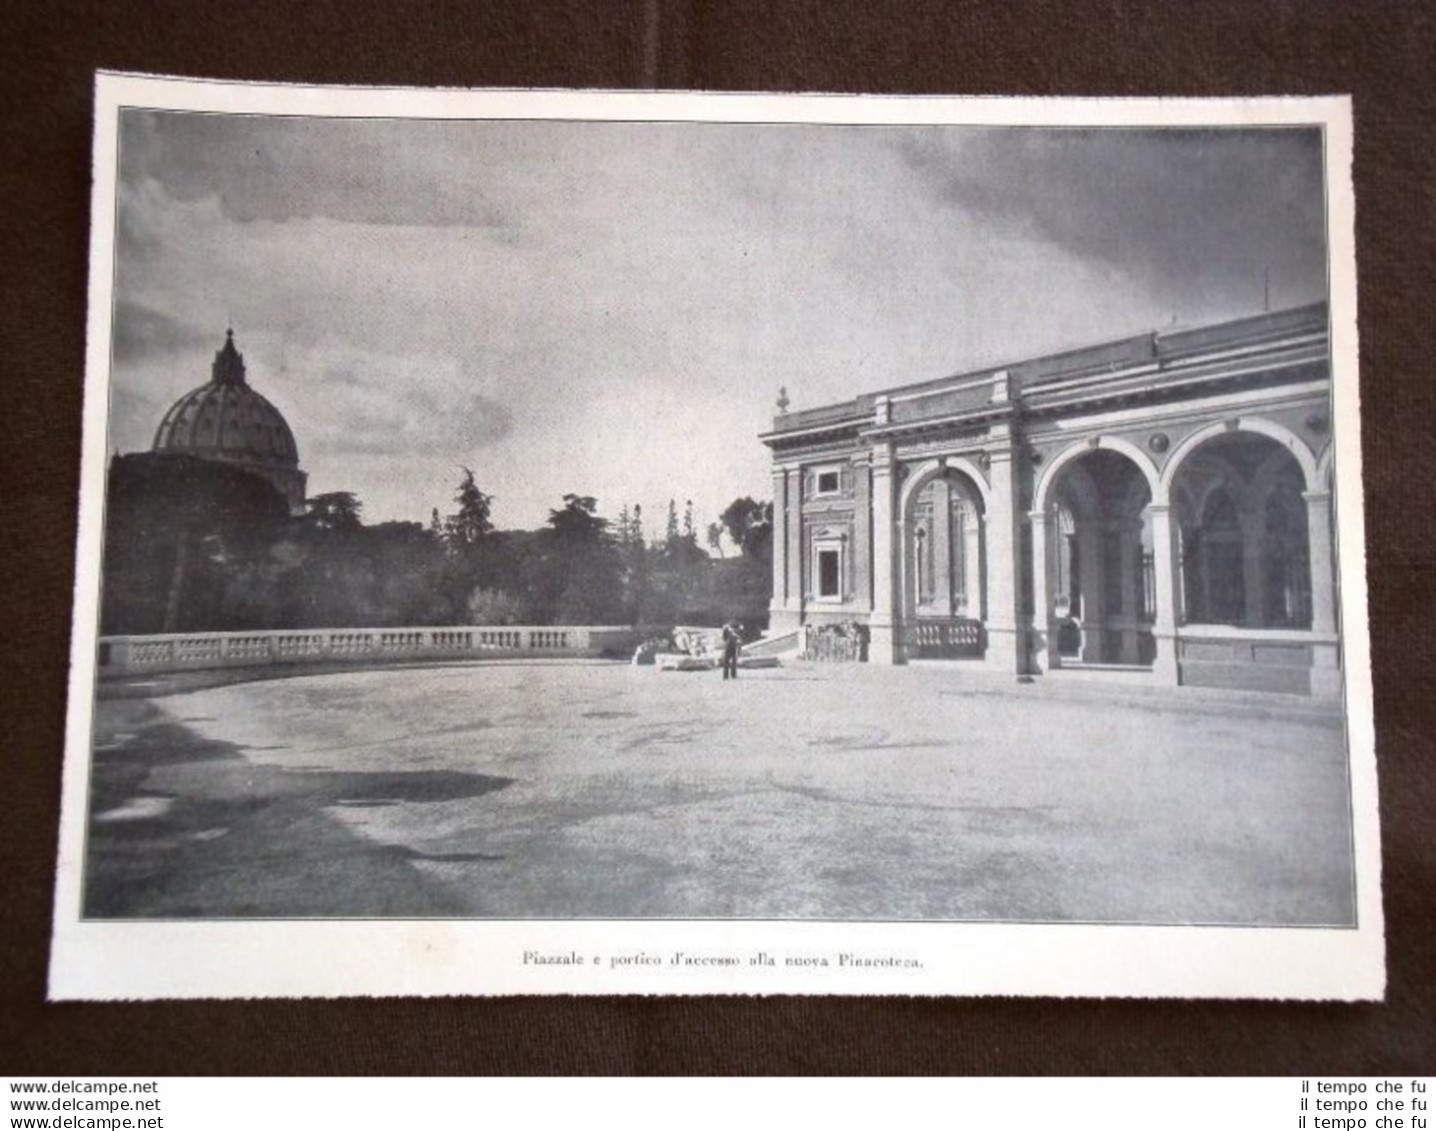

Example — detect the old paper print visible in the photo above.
[50,75,1380,998]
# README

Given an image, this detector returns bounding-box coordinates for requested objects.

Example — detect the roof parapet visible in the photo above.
[764,302,1328,439]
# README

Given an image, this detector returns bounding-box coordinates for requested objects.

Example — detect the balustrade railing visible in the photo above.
[98,625,640,676]
[902,617,985,660]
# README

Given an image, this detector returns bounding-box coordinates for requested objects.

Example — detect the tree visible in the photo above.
[305,491,363,532]
[706,521,725,557]
[534,494,623,624]
[664,498,680,547]
[360,520,451,625]
[444,466,494,550]
[713,496,775,631]
[547,494,607,542]
[618,502,650,625]
[682,499,696,543]
[720,497,774,560]
[433,467,496,614]
[466,587,530,625]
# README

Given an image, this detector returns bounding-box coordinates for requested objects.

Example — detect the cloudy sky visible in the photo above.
[110,111,1327,538]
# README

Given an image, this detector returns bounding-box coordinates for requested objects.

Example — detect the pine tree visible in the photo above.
[628,502,649,625]
[665,499,680,547]
[683,499,696,544]
[444,467,494,549]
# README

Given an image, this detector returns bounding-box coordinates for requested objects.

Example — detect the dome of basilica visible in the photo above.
[152,330,308,513]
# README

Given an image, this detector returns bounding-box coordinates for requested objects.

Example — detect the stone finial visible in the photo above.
[776,386,790,414]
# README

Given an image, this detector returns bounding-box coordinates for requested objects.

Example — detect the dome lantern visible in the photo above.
[212,328,247,387]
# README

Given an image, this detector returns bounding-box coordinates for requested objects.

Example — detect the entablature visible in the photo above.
[1020,340,1328,422]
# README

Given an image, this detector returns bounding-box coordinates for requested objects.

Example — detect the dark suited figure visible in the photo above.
[722,622,741,680]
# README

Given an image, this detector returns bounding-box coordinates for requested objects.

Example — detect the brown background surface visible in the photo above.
[2,0,1433,1075]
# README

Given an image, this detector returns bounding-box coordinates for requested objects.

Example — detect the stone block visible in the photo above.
[671,625,725,657]
[655,653,717,672]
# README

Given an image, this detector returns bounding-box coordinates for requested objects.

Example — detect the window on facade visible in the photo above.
[815,469,840,495]
[817,547,842,599]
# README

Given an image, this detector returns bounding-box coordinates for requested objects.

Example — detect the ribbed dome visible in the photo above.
[152,330,307,512]
[153,331,299,462]
[153,379,300,460]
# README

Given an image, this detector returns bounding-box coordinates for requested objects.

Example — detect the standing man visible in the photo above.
[721,621,741,680]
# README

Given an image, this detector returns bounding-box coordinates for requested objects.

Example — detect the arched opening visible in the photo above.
[1043,448,1155,666]
[1170,433,1312,629]
[1185,486,1244,624]
[900,465,986,658]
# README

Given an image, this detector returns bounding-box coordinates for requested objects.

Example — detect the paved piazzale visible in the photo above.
[85,660,1355,924]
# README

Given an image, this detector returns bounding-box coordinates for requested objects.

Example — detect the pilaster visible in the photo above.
[769,468,789,627]
[1027,509,1053,674]
[853,458,872,611]
[785,467,803,618]
[984,438,1021,676]
[869,444,899,665]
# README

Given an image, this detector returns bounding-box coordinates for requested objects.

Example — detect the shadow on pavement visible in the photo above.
[84,700,514,918]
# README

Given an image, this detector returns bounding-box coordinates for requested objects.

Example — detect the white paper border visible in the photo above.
[50,74,1381,1000]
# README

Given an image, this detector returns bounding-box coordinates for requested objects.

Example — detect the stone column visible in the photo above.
[1304,489,1341,697]
[966,508,985,621]
[906,524,921,619]
[930,476,952,616]
[1303,491,1337,634]
[984,440,1021,676]
[1077,524,1105,662]
[869,445,899,664]
[769,468,790,629]
[1146,503,1181,684]
[1027,508,1053,673]
[1118,523,1141,663]
[785,467,803,618]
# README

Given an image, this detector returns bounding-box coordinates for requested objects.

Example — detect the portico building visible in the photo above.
[760,303,1341,696]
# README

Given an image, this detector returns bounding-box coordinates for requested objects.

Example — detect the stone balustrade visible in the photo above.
[97,626,639,676]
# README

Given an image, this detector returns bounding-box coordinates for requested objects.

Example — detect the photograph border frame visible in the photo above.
[49,73,1382,1001]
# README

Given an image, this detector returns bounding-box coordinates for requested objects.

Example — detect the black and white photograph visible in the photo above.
[50,78,1379,1000]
